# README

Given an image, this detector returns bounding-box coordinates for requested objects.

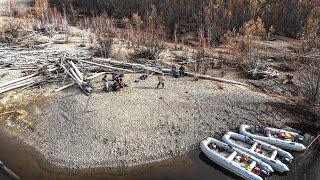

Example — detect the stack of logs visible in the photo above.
[0,51,247,95]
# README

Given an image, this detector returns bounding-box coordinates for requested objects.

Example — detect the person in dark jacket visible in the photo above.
[171,65,180,78]
[179,66,186,77]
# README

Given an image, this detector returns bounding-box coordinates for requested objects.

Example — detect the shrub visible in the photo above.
[91,16,115,58]
[300,67,320,107]
[243,17,267,40]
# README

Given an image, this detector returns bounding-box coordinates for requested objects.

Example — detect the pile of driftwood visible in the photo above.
[247,66,279,80]
[0,48,247,95]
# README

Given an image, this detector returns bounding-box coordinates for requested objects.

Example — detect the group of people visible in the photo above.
[171,65,186,78]
[101,65,186,91]
[102,73,127,92]
[156,65,186,89]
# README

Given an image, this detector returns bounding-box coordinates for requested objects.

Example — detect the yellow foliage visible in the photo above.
[243,17,267,39]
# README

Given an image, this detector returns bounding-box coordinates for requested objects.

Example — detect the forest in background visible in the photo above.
[49,0,320,46]
[0,0,319,111]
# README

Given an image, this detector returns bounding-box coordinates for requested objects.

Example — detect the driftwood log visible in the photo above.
[94,58,163,74]
[95,58,247,86]
[78,60,135,73]
[0,80,36,94]
[0,73,38,90]
[0,161,20,180]
[55,72,107,92]
[185,72,247,86]
[94,58,247,86]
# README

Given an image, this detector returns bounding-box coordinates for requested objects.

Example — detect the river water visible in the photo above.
[0,126,319,180]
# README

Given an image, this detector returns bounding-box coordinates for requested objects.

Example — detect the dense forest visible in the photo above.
[49,0,320,46]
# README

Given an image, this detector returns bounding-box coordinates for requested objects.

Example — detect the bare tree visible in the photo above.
[300,67,320,107]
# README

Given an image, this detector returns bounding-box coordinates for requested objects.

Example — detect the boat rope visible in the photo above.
[302,133,320,155]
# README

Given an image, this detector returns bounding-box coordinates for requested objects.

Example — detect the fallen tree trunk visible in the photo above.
[95,58,247,86]
[94,58,162,73]
[160,68,247,86]
[55,72,107,92]
[0,161,20,180]
[0,80,36,94]
[185,72,248,86]
[78,60,135,73]
[0,73,38,89]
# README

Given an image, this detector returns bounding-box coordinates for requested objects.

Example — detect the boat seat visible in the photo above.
[270,150,277,160]
[246,161,257,172]
[227,151,237,161]
[250,142,258,151]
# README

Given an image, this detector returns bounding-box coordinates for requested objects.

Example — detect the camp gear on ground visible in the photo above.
[111,82,120,91]
[140,75,148,80]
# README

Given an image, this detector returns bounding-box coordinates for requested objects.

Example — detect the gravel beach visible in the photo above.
[7,74,285,169]
[0,23,289,169]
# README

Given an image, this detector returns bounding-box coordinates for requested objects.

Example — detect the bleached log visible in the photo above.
[69,61,83,81]
[0,73,38,89]
[78,60,135,73]
[59,63,83,87]
[94,58,247,86]
[55,72,107,92]
[94,58,162,73]
[185,72,248,86]
[0,161,20,180]
[0,80,35,94]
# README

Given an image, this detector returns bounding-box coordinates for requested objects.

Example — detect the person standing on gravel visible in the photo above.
[102,75,110,92]
[156,73,166,89]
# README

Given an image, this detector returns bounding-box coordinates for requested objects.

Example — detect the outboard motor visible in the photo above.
[283,157,292,164]
[261,169,270,176]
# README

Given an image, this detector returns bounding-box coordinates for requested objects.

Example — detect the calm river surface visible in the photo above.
[0,127,319,180]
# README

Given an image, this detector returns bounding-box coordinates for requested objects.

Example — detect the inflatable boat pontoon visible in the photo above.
[200,137,273,180]
[240,125,306,151]
[222,132,292,173]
